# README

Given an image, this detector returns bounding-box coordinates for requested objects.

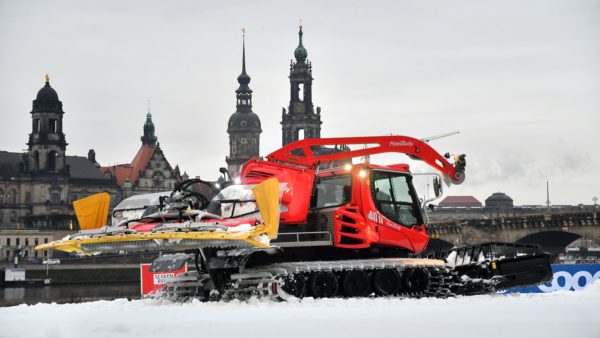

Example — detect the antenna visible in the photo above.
[546,181,551,212]
[421,131,460,143]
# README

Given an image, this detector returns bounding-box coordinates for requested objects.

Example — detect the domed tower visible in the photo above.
[27,74,68,173]
[141,109,158,147]
[281,24,322,146]
[226,30,262,178]
[485,192,514,210]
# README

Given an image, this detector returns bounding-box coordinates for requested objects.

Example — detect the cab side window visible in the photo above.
[311,175,352,208]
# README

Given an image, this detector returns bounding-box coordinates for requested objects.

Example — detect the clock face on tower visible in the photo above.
[293,102,305,113]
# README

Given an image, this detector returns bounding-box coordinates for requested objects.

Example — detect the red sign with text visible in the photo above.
[140,263,187,296]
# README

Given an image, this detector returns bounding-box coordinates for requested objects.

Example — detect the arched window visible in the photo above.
[47,151,58,171]
[298,83,304,101]
[241,121,247,127]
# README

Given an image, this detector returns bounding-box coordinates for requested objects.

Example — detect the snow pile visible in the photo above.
[1,282,599,338]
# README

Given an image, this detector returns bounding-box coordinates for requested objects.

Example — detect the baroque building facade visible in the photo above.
[226,32,262,177]
[0,76,184,245]
[0,76,119,234]
[101,110,184,197]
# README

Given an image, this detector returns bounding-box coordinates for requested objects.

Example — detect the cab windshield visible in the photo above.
[371,170,422,227]
[206,185,259,218]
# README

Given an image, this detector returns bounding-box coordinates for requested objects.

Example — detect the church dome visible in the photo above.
[32,75,63,113]
[227,111,261,133]
[36,82,59,102]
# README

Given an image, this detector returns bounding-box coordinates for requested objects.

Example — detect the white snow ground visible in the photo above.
[1,283,598,338]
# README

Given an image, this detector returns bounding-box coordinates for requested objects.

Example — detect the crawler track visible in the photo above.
[158,257,497,301]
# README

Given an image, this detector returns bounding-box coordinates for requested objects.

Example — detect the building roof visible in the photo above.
[102,145,157,186]
[0,151,24,177]
[438,196,482,207]
[0,151,110,181]
[65,156,111,180]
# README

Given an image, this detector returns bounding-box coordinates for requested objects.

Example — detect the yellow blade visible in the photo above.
[251,177,280,239]
[34,226,272,254]
[73,192,110,230]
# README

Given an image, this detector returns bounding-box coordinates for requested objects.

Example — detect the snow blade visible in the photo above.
[515,230,581,261]
[35,179,282,255]
[73,192,110,230]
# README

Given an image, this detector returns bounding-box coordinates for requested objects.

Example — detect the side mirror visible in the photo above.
[219,167,231,181]
[433,176,442,197]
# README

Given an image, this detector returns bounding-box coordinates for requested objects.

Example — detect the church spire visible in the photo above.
[226,28,262,178]
[294,22,308,62]
[236,28,251,94]
[141,104,157,147]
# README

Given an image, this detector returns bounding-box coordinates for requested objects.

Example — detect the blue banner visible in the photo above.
[505,264,600,293]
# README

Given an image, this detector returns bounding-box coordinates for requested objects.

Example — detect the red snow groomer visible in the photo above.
[37,136,569,300]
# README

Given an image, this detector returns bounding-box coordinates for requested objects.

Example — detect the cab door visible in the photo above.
[369,170,429,253]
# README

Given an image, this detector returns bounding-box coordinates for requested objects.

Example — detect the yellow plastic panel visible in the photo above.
[252,178,280,239]
[73,192,110,230]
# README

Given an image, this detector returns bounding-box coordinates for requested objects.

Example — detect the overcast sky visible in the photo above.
[1,0,598,205]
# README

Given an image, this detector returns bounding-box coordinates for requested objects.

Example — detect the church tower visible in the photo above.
[281,24,322,146]
[27,74,68,173]
[141,109,158,147]
[226,30,262,177]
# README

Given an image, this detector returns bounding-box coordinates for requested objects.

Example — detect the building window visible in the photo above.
[25,192,31,204]
[7,189,16,204]
[49,119,58,133]
[16,238,20,246]
[48,151,58,171]
[44,238,48,244]
[241,121,247,127]
[6,238,10,246]
[6,250,10,259]
[10,211,17,223]
[25,238,29,246]
[35,238,39,246]
[33,151,39,170]
[51,191,60,204]
[0,189,4,204]
[298,83,304,101]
